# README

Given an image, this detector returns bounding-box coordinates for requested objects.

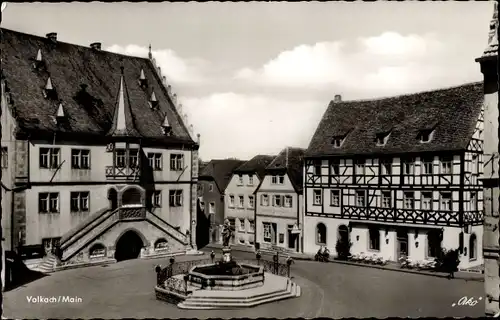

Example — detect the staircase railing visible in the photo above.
[60,207,117,251]
[146,210,188,244]
[61,210,121,261]
[60,206,189,262]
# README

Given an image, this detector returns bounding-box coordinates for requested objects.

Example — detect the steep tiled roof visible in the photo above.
[234,155,276,180]
[1,28,196,147]
[200,159,246,192]
[306,82,484,158]
[266,147,306,193]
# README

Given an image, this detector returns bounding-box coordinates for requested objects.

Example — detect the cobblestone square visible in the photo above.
[3,252,483,318]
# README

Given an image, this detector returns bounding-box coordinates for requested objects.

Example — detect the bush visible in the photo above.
[434,248,460,273]
[335,239,352,260]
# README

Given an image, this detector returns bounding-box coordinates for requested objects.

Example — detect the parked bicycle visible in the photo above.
[315,246,330,262]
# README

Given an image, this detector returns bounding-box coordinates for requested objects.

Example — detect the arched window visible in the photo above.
[316,223,327,245]
[89,243,106,258]
[469,233,477,260]
[154,238,169,251]
[122,187,142,206]
[108,188,118,210]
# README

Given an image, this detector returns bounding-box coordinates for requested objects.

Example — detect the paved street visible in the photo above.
[4,251,484,318]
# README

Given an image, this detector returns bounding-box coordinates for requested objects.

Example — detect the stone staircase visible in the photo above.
[177,276,300,309]
[37,254,58,273]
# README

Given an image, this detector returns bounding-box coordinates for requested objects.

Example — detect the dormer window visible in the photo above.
[56,102,65,120]
[33,49,44,70]
[332,135,345,148]
[419,129,434,143]
[138,69,148,88]
[161,115,172,135]
[149,90,158,109]
[375,131,391,146]
[43,77,57,99]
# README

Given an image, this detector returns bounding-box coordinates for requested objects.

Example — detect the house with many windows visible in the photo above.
[197,159,245,245]
[255,147,305,253]
[304,82,485,269]
[1,28,200,269]
[224,155,275,246]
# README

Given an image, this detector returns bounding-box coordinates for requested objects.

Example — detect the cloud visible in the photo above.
[234,32,480,98]
[106,44,208,83]
[182,93,325,160]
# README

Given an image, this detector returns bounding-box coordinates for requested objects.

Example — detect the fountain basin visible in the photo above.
[187,262,264,291]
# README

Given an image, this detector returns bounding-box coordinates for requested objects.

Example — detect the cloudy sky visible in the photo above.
[2,2,494,160]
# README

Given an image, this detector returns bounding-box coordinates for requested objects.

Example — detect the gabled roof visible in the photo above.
[306,82,484,158]
[200,159,246,192]
[266,147,306,193]
[234,155,276,180]
[1,28,196,147]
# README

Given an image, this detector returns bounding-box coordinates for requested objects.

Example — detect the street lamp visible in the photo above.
[256,250,261,265]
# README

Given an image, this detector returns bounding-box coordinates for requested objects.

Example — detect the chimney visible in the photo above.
[46,32,57,42]
[334,94,342,103]
[90,42,101,50]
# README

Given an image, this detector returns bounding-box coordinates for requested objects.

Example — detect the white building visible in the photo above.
[304,85,484,269]
[255,147,305,253]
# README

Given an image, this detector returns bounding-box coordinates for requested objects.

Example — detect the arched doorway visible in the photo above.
[114,230,144,262]
[108,189,118,210]
[338,225,349,243]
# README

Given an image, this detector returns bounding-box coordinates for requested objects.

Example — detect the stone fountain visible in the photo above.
[155,221,301,309]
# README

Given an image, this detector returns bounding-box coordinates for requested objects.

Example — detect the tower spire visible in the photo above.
[148,44,152,59]
[107,66,141,137]
[478,2,499,60]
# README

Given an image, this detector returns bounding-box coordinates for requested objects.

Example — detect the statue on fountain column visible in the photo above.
[221,219,234,248]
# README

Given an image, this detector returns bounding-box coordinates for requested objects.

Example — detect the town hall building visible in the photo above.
[1,28,200,271]
[304,84,485,269]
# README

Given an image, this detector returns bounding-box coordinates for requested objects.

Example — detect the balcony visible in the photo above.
[105,166,141,181]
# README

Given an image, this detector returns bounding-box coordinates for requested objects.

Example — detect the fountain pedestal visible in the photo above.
[222,247,231,263]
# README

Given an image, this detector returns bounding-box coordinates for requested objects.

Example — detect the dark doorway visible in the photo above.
[396,228,409,258]
[338,225,349,243]
[287,225,299,251]
[108,189,118,210]
[114,230,144,262]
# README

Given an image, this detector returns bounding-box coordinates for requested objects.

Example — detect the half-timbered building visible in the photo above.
[1,28,200,270]
[477,2,499,316]
[224,155,275,247]
[255,147,305,253]
[304,84,485,269]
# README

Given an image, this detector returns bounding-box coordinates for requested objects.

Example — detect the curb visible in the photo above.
[327,259,484,282]
[47,251,208,273]
[203,245,483,282]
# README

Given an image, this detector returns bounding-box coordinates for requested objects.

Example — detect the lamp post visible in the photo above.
[256,250,261,265]
[155,265,162,286]
[286,256,294,278]
[183,274,189,295]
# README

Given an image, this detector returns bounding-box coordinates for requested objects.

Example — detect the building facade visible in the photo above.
[1,28,200,267]
[255,147,305,253]
[304,84,485,269]
[224,155,275,247]
[478,2,500,316]
[198,159,245,245]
